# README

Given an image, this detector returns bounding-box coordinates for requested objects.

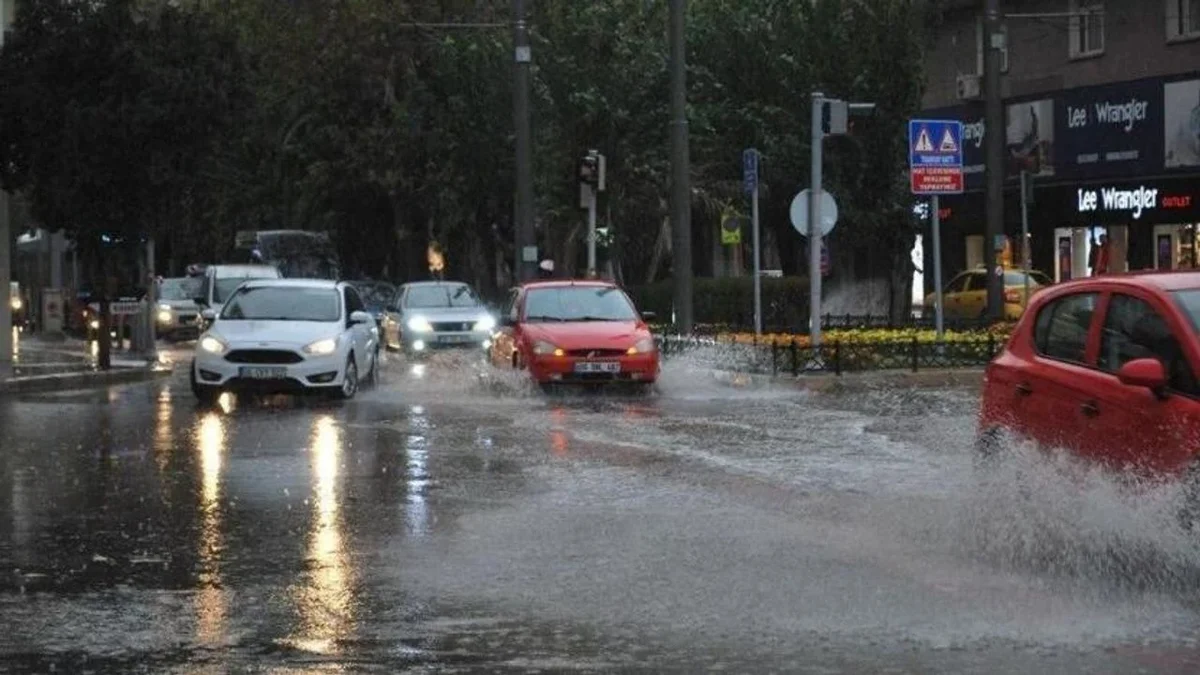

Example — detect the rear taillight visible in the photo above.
[1005,289,1021,304]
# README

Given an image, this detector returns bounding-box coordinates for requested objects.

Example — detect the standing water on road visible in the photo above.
[2,351,1200,672]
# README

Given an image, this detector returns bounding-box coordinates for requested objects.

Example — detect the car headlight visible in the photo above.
[157,310,173,324]
[199,336,227,354]
[10,298,21,311]
[628,337,656,355]
[474,315,496,332]
[158,303,171,311]
[532,340,563,357]
[303,337,339,356]
[407,316,433,332]
[89,319,101,330]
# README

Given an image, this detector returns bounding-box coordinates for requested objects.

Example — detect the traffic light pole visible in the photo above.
[668,0,693,332]
[0,190,10,377]
[809,92,824,349]
[984,0,1005,320]
[586,188,598,278]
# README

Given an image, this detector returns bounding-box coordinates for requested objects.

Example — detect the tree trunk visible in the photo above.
[645,215,670,285]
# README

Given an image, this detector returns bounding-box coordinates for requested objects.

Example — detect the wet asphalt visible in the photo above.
[4,347,1200,673]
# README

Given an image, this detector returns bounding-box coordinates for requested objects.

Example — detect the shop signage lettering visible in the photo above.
[961,119,986,149]
[1076,185,1160,219]
[1163,194,1193,209]
[1067,98,1150,133]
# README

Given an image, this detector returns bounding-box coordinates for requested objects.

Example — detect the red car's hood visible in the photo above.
[522,320,647,349]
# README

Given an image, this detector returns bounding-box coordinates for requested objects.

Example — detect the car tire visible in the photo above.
[334,357,359,401]
[190,362,221,406]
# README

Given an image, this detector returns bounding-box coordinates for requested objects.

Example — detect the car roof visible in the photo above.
[238,278,340,290]
[209,264,279,276]
[1050,270,1200,293]
[519,279,618,290]
[402,280,471,287]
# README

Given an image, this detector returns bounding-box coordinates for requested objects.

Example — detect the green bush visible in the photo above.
[628,276,809,331]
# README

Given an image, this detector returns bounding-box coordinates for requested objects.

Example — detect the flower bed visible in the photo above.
[715,323,1014,348]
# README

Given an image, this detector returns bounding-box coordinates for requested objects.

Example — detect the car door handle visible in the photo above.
[1015,382,1033,397]
[1080,401,1100,418]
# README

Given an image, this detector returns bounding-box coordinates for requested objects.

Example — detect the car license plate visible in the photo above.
[239,366,287,379]
[574,361,621,374]
[439,334,473,344]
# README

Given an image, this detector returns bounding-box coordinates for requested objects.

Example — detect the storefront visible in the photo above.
[917,72,1200,294]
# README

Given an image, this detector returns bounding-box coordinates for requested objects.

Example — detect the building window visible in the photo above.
[1168,0,1200,41]
[1069,0,1105,58]
[976,17,1009,74]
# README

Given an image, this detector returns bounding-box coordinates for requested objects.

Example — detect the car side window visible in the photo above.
[1099,294,1199,396]
[966,273,986,292]
[945,274,968,293]
[1033,292,1098,364]
[344,287,364,316]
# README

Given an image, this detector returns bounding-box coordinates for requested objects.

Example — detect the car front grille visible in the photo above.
[432,321,474,332]
[224,349,304,364]
[566,348,627,357]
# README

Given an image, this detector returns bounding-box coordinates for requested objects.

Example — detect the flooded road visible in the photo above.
[3,350,1200,673]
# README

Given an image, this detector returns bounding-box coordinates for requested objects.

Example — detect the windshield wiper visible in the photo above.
[524,315,566,322]
[574,316,622,322]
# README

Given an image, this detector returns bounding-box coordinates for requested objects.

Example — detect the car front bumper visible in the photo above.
[193,348,348,392]
[528,352,660,384]
[404,330,492,352]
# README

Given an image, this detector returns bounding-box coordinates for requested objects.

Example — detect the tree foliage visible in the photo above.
[0,0,937,312]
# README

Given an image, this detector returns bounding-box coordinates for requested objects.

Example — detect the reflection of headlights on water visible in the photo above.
[412,340,426,352]
[410,363,426,378]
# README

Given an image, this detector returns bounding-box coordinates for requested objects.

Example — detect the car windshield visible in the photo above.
[1004,270,1052,286]
[523,286,638,322]
[405,284,480,308]
[214,276,272,304]
[159,277,201,301]
[353,282,396,308]
[219,286,340,322]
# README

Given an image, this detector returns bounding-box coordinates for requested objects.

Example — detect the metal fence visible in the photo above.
[652,313,1001,337]
[654,333,1002,376]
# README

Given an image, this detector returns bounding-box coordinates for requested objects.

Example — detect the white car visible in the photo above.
[190,279,379,403]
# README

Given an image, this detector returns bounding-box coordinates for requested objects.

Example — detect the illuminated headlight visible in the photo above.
[89,319,101,330]
[10,297,21,311]
[407,316,433,332]
[157,310,173,324]
[473,315,496,332]
[627,337,657,355]
[199,336,227,354]
[303,337,339,356]
[158,303,171,311]
[532,340,563,357]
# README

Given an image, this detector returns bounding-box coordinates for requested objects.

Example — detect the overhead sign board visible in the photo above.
[909,119,964,195]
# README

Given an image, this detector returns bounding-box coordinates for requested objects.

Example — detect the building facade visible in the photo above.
[920,0,1200,292]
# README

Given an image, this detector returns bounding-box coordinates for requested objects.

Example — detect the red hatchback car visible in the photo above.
[488,280,660,387]
[978,271,1200,481]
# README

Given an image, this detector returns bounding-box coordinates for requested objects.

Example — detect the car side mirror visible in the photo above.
[641,311,657,321]
[349,310,373,326]
[193,297,207,307]
[200,308,216,322]
[1117,358,1168,396]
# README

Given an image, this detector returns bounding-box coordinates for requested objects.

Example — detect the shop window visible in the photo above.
[1168,0,1200,41]
[1034,292,1098,364]
[1099,294,1199,395]
[1069,0,1105,58]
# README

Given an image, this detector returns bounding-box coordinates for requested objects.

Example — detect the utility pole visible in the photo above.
[984,0,1005,320]
[668,0,693,332]
[0,191,10,377]
[809,92,825,347]
[512,0,536,282]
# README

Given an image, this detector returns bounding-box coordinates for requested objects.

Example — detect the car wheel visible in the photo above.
[190,362,221,406]
[335,357,359,400]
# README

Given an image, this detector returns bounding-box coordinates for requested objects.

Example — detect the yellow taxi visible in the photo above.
[924,266,1052,321]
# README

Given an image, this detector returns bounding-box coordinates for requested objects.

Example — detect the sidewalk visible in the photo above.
[708,366,985,393]
[0,333,173,395]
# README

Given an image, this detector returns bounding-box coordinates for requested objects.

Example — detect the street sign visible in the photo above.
[742,148,759,193]
[789,189,838,237]
[908,119,964,195]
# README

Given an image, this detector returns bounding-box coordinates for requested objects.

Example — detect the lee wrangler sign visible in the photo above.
[1075,184,1196,220]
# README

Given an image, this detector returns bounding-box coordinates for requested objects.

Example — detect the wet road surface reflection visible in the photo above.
[3,351,1200,672]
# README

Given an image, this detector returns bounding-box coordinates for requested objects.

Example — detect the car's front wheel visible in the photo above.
[334,357,359,400]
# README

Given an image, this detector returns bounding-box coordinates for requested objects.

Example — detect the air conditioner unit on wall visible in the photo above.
[956,73,981,101]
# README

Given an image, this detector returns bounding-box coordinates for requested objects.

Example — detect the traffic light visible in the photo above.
[578,149,606,191]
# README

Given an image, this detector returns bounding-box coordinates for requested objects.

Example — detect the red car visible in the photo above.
[488,280,660,387]
[978,271,1200,485]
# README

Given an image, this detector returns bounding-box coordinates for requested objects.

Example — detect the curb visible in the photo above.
[708,367,984,393]
[0,366,174,396]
